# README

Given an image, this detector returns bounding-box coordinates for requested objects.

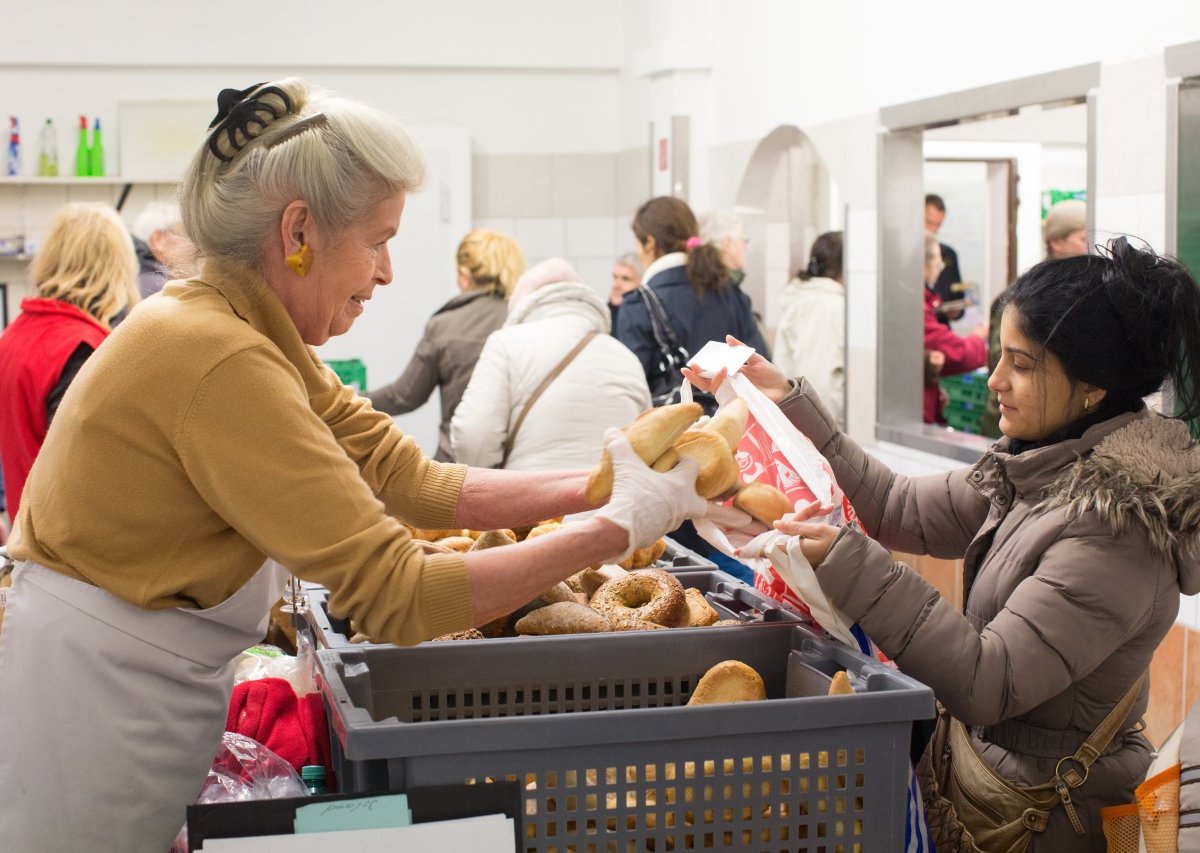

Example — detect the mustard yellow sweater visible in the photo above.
[11,261,473,645]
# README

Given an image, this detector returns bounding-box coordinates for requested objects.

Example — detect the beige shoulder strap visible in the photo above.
[499,331,599,467]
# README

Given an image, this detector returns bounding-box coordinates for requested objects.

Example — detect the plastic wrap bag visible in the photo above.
[233,631,316,697]
[170,731,310,852]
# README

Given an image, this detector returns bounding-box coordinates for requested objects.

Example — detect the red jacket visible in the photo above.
[924,288,986,424]
[0,298,108,516]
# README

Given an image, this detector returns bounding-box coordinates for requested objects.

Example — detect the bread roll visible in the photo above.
[705,398,750,450]
[514,602,614,635]
[667,429,740,498]
[828,670,854,695]
[585,403,703,504]
[410,527,468,541]
[733,481,794,526]
[619,537,666,570]
[524,521,561,541]
[468,529,517,551]
[566,565,626,599]
[430,628,485,642]
[686,660,767,706]
[435,535,475,553]
[539,581,578,605]
[683,587,720,627]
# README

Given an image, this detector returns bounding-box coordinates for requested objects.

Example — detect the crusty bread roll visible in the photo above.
[585,403,703,504]
[658,429,740,498]
[413,539,453,555]
[686,660,767,705]
[683,587,720,627]
[523,521,562,541]
[566,565,626,599]
[466,528,516,542]
[410,527,468,541]
[468,529,517,551]
[607,613,669,631]
[733,481,795,526]
[706,398,750,450]
[435,535,475,553]
[430,628,485,642]
[478,614,513,638]
[619,537,667,570]
[828,670,854,695]
[539,582,578,605]
[514,602,614,635]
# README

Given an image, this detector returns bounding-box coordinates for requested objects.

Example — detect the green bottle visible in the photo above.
[88,118,104,177]
[74,116,88,177]
[301,765,327,795]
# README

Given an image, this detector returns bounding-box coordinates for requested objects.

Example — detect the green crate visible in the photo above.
[940,371,990,407]
[943,406,982,434]
[325,358,368,393]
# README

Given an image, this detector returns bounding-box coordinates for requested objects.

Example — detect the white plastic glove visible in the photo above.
[595,429,708,563]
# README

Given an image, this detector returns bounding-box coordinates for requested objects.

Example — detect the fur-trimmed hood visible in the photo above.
[1038,414,1200,590]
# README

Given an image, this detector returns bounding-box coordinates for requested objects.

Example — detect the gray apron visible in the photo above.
[0,554,289,852]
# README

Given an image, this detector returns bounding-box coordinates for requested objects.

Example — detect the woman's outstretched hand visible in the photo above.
[773,500,841,568]
[681,335,793,403]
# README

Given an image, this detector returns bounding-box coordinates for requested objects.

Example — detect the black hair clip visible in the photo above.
[206,83,294,163]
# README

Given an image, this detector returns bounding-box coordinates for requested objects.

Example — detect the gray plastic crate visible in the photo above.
[304,568,803,649]
[660,536,719,570]
[318,622,933,851]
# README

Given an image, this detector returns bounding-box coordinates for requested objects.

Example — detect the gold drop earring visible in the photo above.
[286,243,313,277]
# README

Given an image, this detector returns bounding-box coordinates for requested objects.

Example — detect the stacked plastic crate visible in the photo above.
[940,368,989,433]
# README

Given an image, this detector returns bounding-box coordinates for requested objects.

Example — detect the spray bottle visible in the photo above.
[88,118,104,177]
[6,117,20,177]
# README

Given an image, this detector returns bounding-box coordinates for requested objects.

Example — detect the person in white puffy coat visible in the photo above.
[451,259,652,471]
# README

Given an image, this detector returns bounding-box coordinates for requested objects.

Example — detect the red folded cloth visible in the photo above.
[226,677,332,780]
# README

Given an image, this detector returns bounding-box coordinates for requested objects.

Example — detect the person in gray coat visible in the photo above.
[368,229,525,461]
[690,237,1200,850]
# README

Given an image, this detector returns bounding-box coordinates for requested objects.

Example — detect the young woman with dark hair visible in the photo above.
[616,196,770,408]
[774,231,846,421]
[690,237,1200,850]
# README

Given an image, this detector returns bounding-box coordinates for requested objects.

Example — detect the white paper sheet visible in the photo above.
[202,813,515,852]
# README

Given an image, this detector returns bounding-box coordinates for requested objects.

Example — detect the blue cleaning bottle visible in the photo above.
[6,117,20,177]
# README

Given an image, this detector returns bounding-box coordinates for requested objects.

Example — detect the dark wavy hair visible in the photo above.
[632,196,727,296]
[797,231,843,282]
[1005,236,1200,426]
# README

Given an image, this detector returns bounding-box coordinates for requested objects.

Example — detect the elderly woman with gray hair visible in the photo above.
[452,258,651,471]
[0,81,704,851]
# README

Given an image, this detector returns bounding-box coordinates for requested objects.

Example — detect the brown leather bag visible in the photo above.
[919,674,1145,853]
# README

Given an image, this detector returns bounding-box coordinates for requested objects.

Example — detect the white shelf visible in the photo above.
[0,177,176,186]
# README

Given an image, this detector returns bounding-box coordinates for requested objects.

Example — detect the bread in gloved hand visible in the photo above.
[732,481,795,526]
[585,403,703,504]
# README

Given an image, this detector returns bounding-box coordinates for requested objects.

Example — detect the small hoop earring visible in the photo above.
[286,243,313,277]
[1083,397,1092,410]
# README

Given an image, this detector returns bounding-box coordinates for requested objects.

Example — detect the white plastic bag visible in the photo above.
[680,371,861,647]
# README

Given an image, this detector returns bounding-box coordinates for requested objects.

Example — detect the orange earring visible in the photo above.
[286,244,313,277]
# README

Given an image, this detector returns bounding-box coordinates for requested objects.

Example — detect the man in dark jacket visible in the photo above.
[925,194,964,324]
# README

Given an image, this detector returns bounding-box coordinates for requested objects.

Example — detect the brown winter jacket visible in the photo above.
[367,288,507,462]
[781,379,1200,850]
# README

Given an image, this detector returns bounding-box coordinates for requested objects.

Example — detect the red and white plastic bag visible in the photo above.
[684,371,863,647]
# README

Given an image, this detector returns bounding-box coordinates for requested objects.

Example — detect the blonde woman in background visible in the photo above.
[0,202,138,519]
[368,228,525,460]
